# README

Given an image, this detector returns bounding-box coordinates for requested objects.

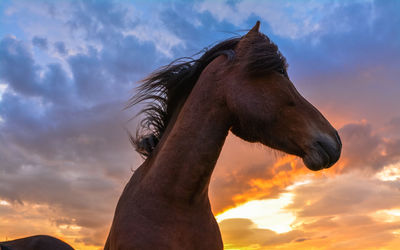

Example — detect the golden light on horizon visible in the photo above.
[216,192,295,233]
[0,201,102,250]
[216,179,313,234]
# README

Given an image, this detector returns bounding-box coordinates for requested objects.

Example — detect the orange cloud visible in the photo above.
[4,119,400,249]
[218,171,400,249]
[211,119,400,214]
[0,201,108,249]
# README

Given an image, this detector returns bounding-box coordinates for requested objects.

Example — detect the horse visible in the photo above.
[104,21,342,249]
[0,235,73,250]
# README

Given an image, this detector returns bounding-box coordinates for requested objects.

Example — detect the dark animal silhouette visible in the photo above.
[0,235,73,250]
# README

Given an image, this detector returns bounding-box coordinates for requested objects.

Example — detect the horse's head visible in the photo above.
[223,22,341,171]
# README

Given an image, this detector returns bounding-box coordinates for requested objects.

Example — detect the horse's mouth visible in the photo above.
[302,137,341,171]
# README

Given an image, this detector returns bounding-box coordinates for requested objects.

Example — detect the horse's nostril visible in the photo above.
[316,137,341,165]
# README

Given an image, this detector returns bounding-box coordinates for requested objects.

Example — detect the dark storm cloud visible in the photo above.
[32,36,48,50]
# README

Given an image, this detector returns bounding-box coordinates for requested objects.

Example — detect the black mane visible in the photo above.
[128,33,287,157]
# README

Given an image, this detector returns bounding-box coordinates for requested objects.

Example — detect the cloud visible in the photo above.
[0,36,39,96]
[1,0,400,249]
[339,122,384,170]
[54,41,67,55]
[0,99,138,248]
[196,0,377,40]
[0,2,160,246]
[219,218,305,248]
[337,121,400,173]
[65,0,184,58]
[216,170,400,249]
[32,36,48,50]
[280,172,400,249]
[384,117,400,138]
[0,87,139,246]
[66,0,136,42]
[209,134,311,213]
[288,173,400,217]
[208,119,400,215]
[0,36,71,102]
[0,200,111,248]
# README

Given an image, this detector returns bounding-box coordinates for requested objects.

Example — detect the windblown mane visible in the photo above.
[128,32,287,157]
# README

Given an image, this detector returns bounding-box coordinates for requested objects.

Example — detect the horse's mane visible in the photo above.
[128,32,287,158]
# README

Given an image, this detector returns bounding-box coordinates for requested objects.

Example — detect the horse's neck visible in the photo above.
[140,64,231,205]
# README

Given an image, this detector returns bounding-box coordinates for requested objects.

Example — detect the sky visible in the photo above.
[0,0,400,249]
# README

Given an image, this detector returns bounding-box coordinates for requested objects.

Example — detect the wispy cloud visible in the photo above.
[196,0,378,40]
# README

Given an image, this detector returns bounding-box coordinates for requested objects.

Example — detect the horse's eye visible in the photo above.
[278,68,285,75]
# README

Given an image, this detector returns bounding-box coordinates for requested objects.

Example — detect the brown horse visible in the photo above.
[0,235,73,250]
[105,21,341,249]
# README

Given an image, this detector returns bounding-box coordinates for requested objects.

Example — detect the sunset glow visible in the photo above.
[216,193,295,233]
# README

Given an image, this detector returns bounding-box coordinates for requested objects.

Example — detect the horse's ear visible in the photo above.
[245,21,260,37]
[237,21,261,56]
[250,21,260,33]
